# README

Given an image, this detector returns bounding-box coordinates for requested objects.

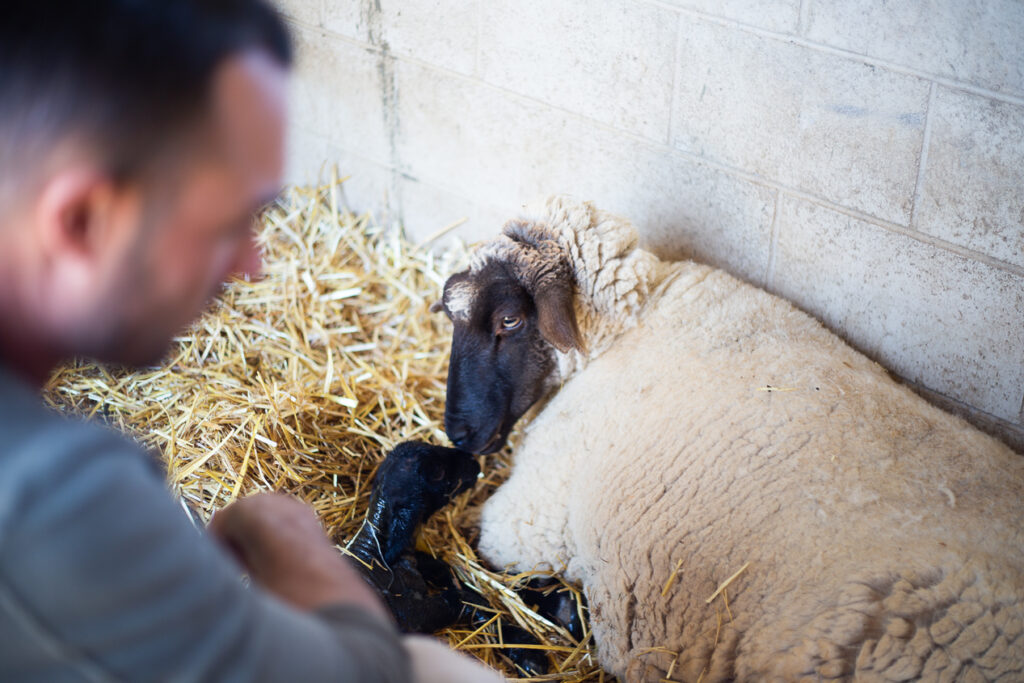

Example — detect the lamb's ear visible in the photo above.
[535,284,583,353]
[429,300,444,314]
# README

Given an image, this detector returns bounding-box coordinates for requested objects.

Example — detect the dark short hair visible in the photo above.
[0,0,292,187]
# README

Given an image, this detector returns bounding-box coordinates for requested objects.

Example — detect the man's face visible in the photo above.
[95,51,287,366]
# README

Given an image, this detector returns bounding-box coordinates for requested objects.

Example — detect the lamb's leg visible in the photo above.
[516,578,586,642]
[378,558,463,634]
[457,586,551,676]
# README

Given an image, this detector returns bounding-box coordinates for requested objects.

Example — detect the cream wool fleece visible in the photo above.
[471,196,1024,682]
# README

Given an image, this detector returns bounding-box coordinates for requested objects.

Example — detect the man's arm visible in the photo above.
[207,491,389,618]
[0,422,410,682]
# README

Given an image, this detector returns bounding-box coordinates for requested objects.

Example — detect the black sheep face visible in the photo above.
[436,260,573,454]
[366,441,480,565]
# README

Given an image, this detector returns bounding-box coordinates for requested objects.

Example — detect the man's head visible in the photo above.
[0,0,292,377]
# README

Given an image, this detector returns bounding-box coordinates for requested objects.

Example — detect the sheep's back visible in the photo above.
[497,263,1024,681]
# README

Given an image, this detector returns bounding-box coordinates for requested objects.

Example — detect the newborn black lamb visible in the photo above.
[345,441,480,634]
[343,441,585,676]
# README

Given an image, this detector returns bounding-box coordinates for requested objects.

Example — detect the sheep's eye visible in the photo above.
[501,316,522,331]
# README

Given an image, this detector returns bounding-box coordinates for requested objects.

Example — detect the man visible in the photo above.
[0,2,501,681]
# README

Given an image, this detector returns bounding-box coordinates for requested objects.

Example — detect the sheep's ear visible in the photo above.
[429,300,444,314]
[535,284,583,353]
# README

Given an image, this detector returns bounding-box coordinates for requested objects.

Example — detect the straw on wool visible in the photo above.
[43,175,614,682]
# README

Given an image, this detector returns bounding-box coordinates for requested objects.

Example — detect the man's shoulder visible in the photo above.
[0,365,161,531]
[0,364,134,458]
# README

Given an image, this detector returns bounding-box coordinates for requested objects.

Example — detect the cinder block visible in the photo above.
[657,0,800,33]
[398,176,511,248]
[289,27,392,166]
[517,117,777,284]
[910,382,1024,454]
[772,195,1024,423]
[275,0,322,27]
[672,18,929,224]
[375,0,477,75]
[394,61,551,212]
[477,0,677,141]
[321,0,365,41]
[915,87,1024,269]
[322,0,477,75]
[284,126,393,218]
[806,0,1024,97]
[285,125,342,186]
[395,59,775,282]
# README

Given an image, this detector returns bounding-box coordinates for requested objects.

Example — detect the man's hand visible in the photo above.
[208,492,390,621]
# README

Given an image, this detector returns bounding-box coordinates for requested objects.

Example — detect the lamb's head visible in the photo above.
[434,221,583,454]
[365,441,480,564]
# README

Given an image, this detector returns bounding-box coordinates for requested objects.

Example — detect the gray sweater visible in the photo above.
[0,365,411,682]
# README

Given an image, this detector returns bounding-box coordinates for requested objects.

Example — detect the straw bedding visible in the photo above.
[43,176,614,681]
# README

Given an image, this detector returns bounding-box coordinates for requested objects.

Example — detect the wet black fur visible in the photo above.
[346,442,480,633]
[344,441,585,675]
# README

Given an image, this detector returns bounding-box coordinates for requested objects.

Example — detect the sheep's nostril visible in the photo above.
[446,423,470,449]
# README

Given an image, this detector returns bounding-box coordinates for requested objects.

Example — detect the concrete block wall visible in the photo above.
[279,0,1024,451]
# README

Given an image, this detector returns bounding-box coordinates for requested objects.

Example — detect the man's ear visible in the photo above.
[34,166,139,266]
[535,283,583,353]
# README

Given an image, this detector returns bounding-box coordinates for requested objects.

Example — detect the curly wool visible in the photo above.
[473,196,1024,682]
[471,196,667,379]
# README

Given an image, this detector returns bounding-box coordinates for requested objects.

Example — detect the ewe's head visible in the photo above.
[434,221,583,454]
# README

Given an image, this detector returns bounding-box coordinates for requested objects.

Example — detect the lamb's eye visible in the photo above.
[501,316,522,330]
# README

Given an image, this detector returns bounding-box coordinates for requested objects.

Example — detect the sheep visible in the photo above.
[434,195,1024,682]
[345,441,578,675]
[346,441,480,634]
